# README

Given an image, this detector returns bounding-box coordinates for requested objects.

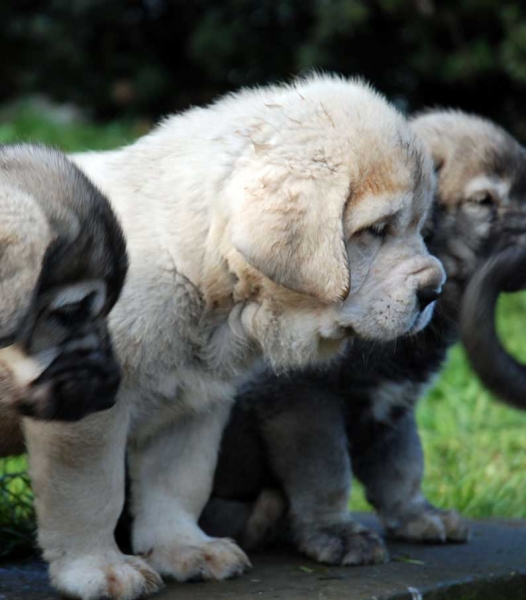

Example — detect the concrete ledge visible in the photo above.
[1,515,526,599]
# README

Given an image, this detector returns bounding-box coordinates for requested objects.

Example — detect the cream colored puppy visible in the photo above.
[24,74,444,600]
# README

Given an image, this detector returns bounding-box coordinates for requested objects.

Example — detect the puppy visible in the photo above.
[25,74,444,600]
[200,110,526,566]
[0,143,127,457]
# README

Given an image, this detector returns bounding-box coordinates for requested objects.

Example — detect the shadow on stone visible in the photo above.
[1,514,525,599]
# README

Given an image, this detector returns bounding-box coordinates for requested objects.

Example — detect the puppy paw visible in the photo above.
[50,552,163,600]
[387,508,470,543]
[145,537,252,582]
[296,522,389,566]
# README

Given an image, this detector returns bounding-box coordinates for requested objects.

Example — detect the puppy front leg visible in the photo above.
[257,388,387,565]
[352,409,469,543]
[130,400,251,582]
[24,403,163,600]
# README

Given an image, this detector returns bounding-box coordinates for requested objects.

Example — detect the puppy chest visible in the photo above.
[369,381,424,423]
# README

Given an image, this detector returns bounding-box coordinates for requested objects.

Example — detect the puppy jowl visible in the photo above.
[4,75,441,600]
[202,109,526,568]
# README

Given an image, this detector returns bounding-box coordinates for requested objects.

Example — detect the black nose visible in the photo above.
[417,287,441,311]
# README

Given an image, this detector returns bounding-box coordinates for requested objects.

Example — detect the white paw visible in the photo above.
[387,508,470,543]
[50,552,163,600]
[145,537,252,582]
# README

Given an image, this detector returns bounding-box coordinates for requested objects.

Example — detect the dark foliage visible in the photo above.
[2,1,526,136]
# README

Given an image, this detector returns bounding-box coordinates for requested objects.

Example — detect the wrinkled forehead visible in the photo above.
[345,190,428,234]
[344,188,432,238]
[440,135,526,205]
[345,138,433,229]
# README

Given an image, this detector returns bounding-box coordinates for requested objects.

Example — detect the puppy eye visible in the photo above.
[363,222,388,239]
[48,295,95,328]
[469,191,495,206]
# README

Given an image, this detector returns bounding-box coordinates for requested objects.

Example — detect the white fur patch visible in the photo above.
[0,343,57,387]
[371,380,427,423]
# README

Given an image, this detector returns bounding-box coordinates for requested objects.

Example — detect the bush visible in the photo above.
[2,1,526,136]
[0,458,34,560]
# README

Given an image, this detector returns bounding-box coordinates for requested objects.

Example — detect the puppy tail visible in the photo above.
[460,244,526,409]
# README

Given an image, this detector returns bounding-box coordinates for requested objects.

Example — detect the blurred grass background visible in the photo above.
[1,102,526,559]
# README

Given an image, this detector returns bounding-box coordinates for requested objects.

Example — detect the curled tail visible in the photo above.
[460,244,526,410]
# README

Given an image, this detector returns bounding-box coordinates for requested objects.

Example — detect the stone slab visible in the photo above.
[1,514,526,600]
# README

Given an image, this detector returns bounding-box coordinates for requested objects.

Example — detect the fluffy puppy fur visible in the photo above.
[24,74,444,600]
[200,110,526,566]
[0,143,127,457]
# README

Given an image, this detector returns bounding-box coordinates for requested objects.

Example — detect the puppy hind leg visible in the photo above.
[199,497,255,541]
[260,389,388,566]
[353,409,469,544]
[23,403,163,600]
[242,488,287,550]
[199,490,286,550]
[129,400,251,582]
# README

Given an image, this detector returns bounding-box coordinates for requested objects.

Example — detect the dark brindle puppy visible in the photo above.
[199,110,526,566]
[0,143,127,457]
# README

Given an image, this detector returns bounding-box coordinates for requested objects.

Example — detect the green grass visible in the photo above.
[0,456,33,560]
[0,102,142,151]
[0,106,526,560]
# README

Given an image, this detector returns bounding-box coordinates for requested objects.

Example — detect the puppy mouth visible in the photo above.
[409,301,436,334]
[324,324,356,341]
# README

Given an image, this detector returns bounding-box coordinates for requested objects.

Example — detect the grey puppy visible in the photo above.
[0,143,127,457]
[199,110,526,565]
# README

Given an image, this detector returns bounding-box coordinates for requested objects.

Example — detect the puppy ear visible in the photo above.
[410,115,450,173]
[0,185,51,345]
[230,175,350,303]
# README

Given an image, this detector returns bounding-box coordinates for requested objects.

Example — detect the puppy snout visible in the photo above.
[417,286,441,311]
[415,255,446,290]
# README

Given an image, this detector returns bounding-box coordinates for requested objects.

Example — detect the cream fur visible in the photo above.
[24,74,444,600]
[0,184,51,342]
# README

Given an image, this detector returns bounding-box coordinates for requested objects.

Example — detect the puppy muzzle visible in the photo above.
[18,347,121,421]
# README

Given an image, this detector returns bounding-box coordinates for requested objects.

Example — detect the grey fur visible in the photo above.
[199,110,526,565]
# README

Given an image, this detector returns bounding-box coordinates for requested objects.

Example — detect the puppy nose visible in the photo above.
[417,286,441,311]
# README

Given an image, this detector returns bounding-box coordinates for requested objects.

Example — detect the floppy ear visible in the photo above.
[411,126,450,173]
[0,185,51,345]
[410,117,450,173]
[229,173,350,303]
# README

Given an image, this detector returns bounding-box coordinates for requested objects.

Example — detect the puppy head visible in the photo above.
[0,144,128,420]
[411,110,526,294]
[223,75,444,367]
[413,111,526,407]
